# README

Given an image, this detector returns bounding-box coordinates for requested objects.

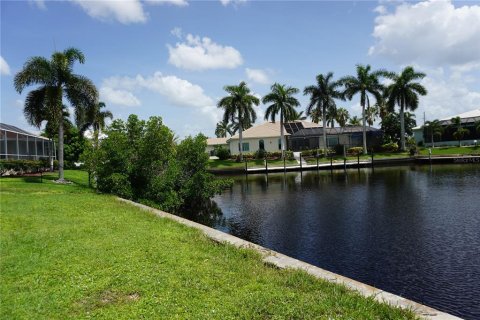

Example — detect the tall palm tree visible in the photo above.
[263,83,300,158]
[339,64,386,154]
[14,48,98,181]
[335,108,350,128]
[365,105,378,127]
[326,107,337,128]
[423,119,443,148]
[79,101,113,148]
[349,116,361,126]
[384,66,427,151]
[450,116,470,147]
[217,81,259,161]
[304,72,343,155]
[215,120,234,138]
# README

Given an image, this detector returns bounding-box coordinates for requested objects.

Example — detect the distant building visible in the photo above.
[413,109,480,147]
[0,123,55,160]
[206,137,228,156]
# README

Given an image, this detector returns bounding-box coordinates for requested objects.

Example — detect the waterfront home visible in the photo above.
[287,125,383,151]
[206,137,229,156]
[413,109,480,147]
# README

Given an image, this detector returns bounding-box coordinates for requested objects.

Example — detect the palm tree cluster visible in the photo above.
[218,65,428,158]
[14,48,112,181]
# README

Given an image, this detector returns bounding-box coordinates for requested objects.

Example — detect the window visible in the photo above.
[327,136,339,147]
[242,142,250,152]
[278,138,282,150]
[259,139,265,150]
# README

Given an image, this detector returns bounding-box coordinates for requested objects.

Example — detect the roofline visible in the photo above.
[1,127,51,140]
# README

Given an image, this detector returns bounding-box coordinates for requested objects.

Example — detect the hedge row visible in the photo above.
[0,159,58,176]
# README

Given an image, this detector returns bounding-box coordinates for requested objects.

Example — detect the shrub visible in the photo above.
[333,144,345,155]
[348,147,364,156]
[254,149,267,159]
[0,159,53,176]
[214,146,230,160]
[381,142,399,152]
[284,150,294,160]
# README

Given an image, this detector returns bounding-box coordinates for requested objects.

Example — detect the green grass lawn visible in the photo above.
[208,159,298,170]
[0,170,417,319]
[418,146,480,155]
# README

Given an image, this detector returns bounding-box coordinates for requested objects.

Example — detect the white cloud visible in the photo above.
[167,34,243,71]
[101,72,213,108]
[220,0,246,7]
[0,56,11,75]
[170,27,182,38]
[369,0,480,69]
[245,68,271,85]
[70,0,147,24]
[29,0,46,10]
[15,100,24,108]
[145,0,188,6]
[373,5,386,15]
[100,87,142,107]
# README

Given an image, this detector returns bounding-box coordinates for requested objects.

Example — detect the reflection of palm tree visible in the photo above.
[335,108,350,128]
[217,82,259,161]
[215,121,234,138]
[263,83,300,158]
[423,119,443,148]
[14,47,98,181]
[340,64,386,154]
[349,116,361,126]
[450,116,470,147]
[384,66,427,151]
[304,72,343,155]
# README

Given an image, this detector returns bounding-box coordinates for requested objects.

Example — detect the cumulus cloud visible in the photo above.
[101,72,213,108]
[145,0,188,6]
[0,56,11,75]
[29,0,46,10]
[245,68,271,85]
[71,0,147,24]
[100,87,142,107]
[170,27,182,38]
[220,0,246,7]
[369,0,480,69]
[167,34,243,71]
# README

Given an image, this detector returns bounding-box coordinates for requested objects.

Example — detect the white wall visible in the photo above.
[229,137,285,155]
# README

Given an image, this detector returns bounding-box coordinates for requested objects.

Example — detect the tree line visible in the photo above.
[216,65,428,160]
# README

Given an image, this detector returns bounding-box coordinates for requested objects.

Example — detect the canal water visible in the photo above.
[209,165,480,319]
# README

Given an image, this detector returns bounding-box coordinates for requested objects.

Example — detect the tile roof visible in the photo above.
[206,137,229,145]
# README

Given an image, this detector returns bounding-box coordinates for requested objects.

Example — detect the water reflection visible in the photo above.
[209,165,480,320]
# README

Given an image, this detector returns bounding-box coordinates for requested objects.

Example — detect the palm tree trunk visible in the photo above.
[238,121,243,162]
[58,112,65,181]
[323,107,328,156]
[280,111,285,159]
[361,98,367,155]
[400,103,406,151]
[431,133,434,148]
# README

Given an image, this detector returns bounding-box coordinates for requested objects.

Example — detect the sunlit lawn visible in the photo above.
[1,170,417,319]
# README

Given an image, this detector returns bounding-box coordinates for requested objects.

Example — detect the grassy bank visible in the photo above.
[0,170,417,319]
[208,158,298,171]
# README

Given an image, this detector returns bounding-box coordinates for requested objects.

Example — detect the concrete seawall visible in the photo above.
[117,197,463,320]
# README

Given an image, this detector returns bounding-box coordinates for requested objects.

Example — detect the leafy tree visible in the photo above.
[217,82,259,161]
[339,64,386,154]
[14,47,98,181]
[304,72,343,155]
[423,119,444,148]
[349,116,361,126]
[263,83,300,158]
[215,120,234,138]
[381,112,416,144]
[450,116,470,146]
[384,66,427,151]
[335,108,350,128]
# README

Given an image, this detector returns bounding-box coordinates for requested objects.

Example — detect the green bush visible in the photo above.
[347,147,364,155]
[381,142,399,152]
[254,149,267,159]
[0,159,54,176]
[284,150,294,160]
[333,144,345,155]
[214,146,230,160]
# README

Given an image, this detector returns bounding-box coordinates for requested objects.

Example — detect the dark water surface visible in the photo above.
[208,165,480,319]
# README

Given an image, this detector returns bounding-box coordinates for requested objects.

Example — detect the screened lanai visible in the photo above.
[0,123,55,160]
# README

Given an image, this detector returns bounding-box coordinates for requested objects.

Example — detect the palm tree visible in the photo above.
[450,116,470,147]
[263,83,300,158]
[365,105,378,127]
[79,101,113,148]
[326,107,337,128]
[339,65,386,154]
[14,48,98,181]
[335,108,350,128]
[217,81,259,161]
[287,109,307,121]
[349,116,361,126]
[423,119,443,148]
[384,66,427,151]
[215,120,234,138]
[304,72,343,155]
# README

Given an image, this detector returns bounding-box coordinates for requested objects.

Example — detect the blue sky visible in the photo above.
[1,0,480,138]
